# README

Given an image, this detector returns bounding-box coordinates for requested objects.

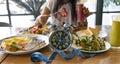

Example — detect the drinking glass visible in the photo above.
[110,21,120,47]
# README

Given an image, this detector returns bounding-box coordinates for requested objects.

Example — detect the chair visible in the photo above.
[0,22,11,27]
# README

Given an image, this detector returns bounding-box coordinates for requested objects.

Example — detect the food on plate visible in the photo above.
[89,27,100,36]
[23,38,45,51]
[76,28,93,36]
[0,35,46,52]
[1,37,29,52]
[76,27,100,36]
[19,25,49,34]
[73,27,106,51]
[74,35,105,51]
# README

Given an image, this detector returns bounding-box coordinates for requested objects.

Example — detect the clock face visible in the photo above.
[49,30,72,51]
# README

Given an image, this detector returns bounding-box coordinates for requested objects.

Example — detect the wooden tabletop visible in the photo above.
[0,51,8,63]
[1,46,120,64]
[0,26,120,64]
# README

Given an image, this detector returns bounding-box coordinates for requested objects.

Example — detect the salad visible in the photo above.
[75,35,105,51]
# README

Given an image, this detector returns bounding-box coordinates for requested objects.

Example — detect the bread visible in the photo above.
[76,28,93,36]
[89,27,100,36]
[76,27,100,36]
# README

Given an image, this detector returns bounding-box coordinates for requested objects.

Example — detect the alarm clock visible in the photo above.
[49,24,72,52]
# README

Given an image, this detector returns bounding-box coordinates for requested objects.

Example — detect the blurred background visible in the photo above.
[0,0,120,27]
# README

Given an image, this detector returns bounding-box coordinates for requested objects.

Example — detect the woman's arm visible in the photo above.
[34,6,51,28]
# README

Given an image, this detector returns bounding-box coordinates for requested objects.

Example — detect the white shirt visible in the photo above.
[46,0,72,26]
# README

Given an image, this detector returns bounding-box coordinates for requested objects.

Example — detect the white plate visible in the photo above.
[0,34,49,55]
[71,41,111,53]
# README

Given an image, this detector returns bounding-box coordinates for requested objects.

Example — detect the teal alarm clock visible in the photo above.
[49,24,72,51]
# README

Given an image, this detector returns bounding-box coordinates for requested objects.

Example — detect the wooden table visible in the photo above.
[0,26,120,64]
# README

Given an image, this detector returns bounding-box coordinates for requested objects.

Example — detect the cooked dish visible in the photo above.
[74,35,105,51]
[19,26,49,34]
[1,37,29,52]
[72,27,107,51]
[0,35,46,52]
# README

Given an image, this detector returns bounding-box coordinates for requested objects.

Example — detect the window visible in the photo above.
[103,0,120,25]
[0,0,9,23]
[0,1,8,15]
[0,0,46,27]
[1,0,114,27]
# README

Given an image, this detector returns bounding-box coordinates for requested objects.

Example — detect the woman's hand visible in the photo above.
[82,5,93,18]
[34,15,43,28]
[34,6,51,28]
[75,4,90,30]
[34,15,50,28]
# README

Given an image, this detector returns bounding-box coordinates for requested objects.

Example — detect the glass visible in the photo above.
[110,15,120,47]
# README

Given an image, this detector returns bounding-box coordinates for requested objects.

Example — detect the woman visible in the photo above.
[34,0,91,30]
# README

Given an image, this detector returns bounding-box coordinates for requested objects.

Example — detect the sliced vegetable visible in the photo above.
[76,35,105,51]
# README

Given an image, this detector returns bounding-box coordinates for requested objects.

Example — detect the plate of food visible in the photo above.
[72,35,111,53]
[17,25,50,35]
[0,34,49,55]
[72,27,111,53]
